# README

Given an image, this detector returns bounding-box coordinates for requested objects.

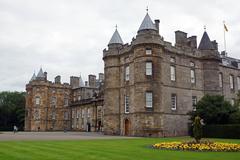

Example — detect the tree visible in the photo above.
[0,91,25,131]
[189,95,238,125]
[193,116,202,143]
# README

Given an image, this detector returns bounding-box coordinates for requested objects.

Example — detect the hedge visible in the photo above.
[189,124,240,139]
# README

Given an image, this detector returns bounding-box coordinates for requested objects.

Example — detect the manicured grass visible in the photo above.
[0,137,239,160]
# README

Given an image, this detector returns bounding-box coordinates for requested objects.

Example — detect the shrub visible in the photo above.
[203,124,240,139]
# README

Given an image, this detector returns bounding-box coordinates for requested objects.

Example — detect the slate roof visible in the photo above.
[30,73,36,81]
[138,13,157,31]
[198,31,214,50]
[108,29,123,45]
[36,68,45,78]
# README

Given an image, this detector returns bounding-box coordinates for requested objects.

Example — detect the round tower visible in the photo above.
[103,28,123,135]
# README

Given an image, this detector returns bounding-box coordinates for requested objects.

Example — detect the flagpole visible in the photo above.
[223,21,227,56]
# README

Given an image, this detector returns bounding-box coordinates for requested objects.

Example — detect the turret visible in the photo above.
[36,68,46,81]
[199,30,221,95]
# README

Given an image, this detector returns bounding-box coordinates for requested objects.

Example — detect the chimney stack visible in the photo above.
[55,75,61,84]
[88,74,96,87]
[44,72,47,81]
[70,76,80,88]
[154,19,160,34]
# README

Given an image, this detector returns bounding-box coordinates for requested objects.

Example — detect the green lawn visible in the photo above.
[0,137,239,160]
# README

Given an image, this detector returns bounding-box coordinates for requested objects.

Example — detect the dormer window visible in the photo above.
[146,48,152,55]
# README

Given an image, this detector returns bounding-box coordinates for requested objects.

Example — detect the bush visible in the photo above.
[203,124,240,139]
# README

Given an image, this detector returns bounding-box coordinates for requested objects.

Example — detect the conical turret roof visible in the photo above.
[198,31,214,50]
[138,13,157,32]
[30,73,36,81]
[108,29,123,45]
[36,68,45,78]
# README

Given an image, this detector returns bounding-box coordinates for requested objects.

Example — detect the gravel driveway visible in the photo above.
[0,132,136,141]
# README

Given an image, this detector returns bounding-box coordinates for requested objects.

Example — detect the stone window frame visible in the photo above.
[170,57,176,63]
[190,69,196,84]
[64,98,68,106]
[229,74,234,90]
[51,96,57,105]
[171,93,177,111]
[35,96,41,105]
[124,95,130,113]
[192,96,197,111]
[125,65,130,81]
[145,61,153,76]
[237,76,240,90]
[145,91,153,109]
[145,48,152,55]
[219,72,223,88]
[64,111,68,120]
[170,65,176,81]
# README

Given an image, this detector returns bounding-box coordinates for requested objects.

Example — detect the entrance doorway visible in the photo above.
[124,119,130,136]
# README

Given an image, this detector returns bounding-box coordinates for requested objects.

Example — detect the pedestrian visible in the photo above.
[13,125,17,134]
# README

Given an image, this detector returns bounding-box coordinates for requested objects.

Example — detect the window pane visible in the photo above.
[146,62,152,75]
[230,75,234,89]
[125,96,129,113]
[170,66,176,81]
[146,49,152,55]
[237,77,240,90]
[125,66,130,81]
[191,69,195,83]
[192,96,197,111]
[146,92,152,108]
[171,94,176,110]
[219,73,223,88]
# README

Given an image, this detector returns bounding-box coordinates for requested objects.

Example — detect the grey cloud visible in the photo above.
[0,0,239,91]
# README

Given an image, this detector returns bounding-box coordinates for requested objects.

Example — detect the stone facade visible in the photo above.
[25,73,104,132]
[102,13,240,137]
[25,12,240,137]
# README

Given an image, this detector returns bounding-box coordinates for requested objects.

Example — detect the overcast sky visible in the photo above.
[0,0,239,91]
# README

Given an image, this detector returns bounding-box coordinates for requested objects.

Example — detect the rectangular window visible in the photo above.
[192,96,197,111]
[171,94,177,110]
[190,61,195,67]
[146,62,152,76]
[219,73,223,88]
[124,95,129,113]
[52,112,56,120]
[230,75,234,89]
[51,97,57,105]
[35,97,40,105]
[72,110,75,118]
[170,57,175,63]
[64,98,68,106]
[237,77,240,90]
[81,109,85,118]
[64,112,68,120]
[190,69,195,83]
[146,48,152,55]
[170,65,176,81]
[146,92,153,108]
[125,66,130,81]
[76,110,79,118]
[87,108,90,118]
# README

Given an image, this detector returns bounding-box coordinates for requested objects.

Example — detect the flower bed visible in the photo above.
[153,141,240,152]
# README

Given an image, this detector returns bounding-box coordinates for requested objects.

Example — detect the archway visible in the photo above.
[124,119,130,136]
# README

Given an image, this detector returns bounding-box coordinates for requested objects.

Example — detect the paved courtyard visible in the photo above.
[0,132,136,141]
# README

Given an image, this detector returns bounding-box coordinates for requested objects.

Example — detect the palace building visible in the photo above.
[25,12,240,137]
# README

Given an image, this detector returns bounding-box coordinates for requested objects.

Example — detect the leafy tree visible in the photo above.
[193,116,202,143]
[189,95,238,125]
[0,91,25,131]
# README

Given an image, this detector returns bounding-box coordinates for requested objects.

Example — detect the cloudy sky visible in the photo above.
[0,0,239,91]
